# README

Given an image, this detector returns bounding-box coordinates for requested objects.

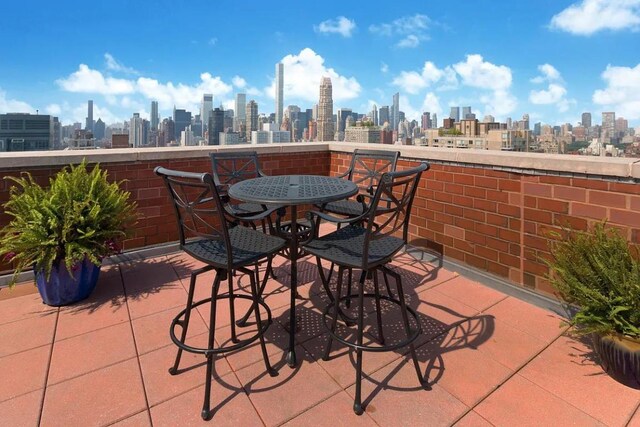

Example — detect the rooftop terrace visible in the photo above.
[1,143,639,425]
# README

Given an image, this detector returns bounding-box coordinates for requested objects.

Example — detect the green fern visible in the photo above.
[0,160,137,287]
[546,222,640,338]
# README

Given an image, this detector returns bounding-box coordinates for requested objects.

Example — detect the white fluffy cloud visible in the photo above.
[593,63,640,120]
[529,64,575,112]
[264,48,361,103]
[0,88,34,113]
[104,53,138,75]
[550,0,640,35]
[421,92,442,118]
[453,54,512,91]
[392,61,457,94]
[314,16,356,37]
[57,64,136,95]
[232,76,247,88]
[369,14,431,48]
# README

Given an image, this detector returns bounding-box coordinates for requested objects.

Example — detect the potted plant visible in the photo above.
[0,160,137,306]
[546,221,640,388]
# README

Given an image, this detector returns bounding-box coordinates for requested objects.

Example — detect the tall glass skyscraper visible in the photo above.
[391,93,399,130]
[150,101,159,131]
[317,77,334,141]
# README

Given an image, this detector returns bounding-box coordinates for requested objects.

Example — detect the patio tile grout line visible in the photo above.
[36,307,60,427]
[119,265,154,427]
[624,401,640,427]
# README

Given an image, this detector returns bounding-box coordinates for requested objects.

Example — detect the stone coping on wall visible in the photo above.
[1,142,639,179]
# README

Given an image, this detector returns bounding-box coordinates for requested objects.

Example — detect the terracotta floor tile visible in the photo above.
[0,292,57,326]
[110,410,151,427]
[483,296,567,343]
[389,252,459,294]
[0,345,50,402]
[0,389,43,427]
[283,390,378,426]
[138,338,232,407]
[432,276,508,311]
[150,373,263,426]
[131,307,208,355]
[48,322,136,385]
[55,270,129,340]
[475,374,604,426]
[413,331,513,406]
[0,313,57,358]
[345,357,469,426]
[474,318,548,370]
[41,359,146,427]
[125,280,187,320]
[628,408,640,427]
[519,334,640,426]
[235,346,341,427]
[453,410,493,427]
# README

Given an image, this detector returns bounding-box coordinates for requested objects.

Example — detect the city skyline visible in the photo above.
[0,1,639,127]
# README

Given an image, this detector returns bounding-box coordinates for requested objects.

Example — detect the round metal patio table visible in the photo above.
[229,175,358,367]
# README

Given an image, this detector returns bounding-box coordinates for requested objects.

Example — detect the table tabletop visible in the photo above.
[228,174,358,205]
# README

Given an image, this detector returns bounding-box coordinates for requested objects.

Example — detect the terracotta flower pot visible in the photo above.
[592,333,640,389]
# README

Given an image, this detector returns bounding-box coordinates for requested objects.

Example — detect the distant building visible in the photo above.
[379,106,390,126]
[602,112,615,143]
[201,94,213,136]
[219,132,242,145]
[421,112,431,131]
[443,118,455,129]
[86,100,94,133]
[345,125,381,144]
[449,106,460,122]
[391,93,399,130]
[111,134,129,149]
[150,101,159,131]
[94,118,106,140]
[317,77,334,141]
[370,104,378,126]
[246,100,258,141]
[462,106,472,119]
[129,113,145,148]
[337,108,353,134]
[0,113,55,151]
[208,108,224,145]
[235,93,246,132]
[251,130,290,144]
[581,112,592,128]
[173,108,192,140]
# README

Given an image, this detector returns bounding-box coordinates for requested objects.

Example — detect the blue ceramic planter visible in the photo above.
[35,258,101,306]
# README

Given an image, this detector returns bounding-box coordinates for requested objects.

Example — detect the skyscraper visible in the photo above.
[462,106,472,119]
[201,94,213,136]
[581,112,592,128]
[421,112,431,130]
[246,100,258,142]
[370,104,378,125]
[129,113,144,148]
[602,112,615,142]
[208,107,224,145]
[432,113,438,128]
[317,77,334,141]
[337,108,353,133]
[173,108,192,140]
[234,93,246,132]
[449,107,460,122]
[86,100,94,133]
[94,118,106,140]
[275,63,284,127]
[379,106,390,126]
[391,93,399,130]
[150,101,159,130]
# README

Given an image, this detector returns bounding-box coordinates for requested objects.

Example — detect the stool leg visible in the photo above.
[386,265,423,385]
[237,257,273,328]
[372,269,385,345]
[248,266,277,377]
[323,266,344,361]
[227,273,239,343]
[353,270,367,415]
[345,269,354,308]
[382,269,394,299]
[201,272,221,420]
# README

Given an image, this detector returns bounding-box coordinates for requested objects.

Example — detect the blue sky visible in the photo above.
[1,0,639,127]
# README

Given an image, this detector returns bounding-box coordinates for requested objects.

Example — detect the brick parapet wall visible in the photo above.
[330,151,640,296]
[0,149,330,273]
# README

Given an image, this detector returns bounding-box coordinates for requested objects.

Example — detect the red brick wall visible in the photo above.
[0,151,330,272]
[330,151,640,296]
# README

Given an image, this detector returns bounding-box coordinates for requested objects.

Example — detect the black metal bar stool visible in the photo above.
[155,167,286,420]
[303,162,430,415]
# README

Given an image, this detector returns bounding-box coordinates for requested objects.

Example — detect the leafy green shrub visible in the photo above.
[0,160,137,286]
[546,221,640,338]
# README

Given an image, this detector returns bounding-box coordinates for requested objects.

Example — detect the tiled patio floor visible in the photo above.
[1,245,639,426]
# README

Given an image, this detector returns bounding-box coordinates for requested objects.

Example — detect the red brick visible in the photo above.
[486,213,508,227]
[632,196,640,211]
[465,253,487,270]
[610,209,640,228]
[499,252,520,268]
[486,189,509,203]
[486,261,510,278]
[475,176,498,189]
[464,186,486,199]
[524,196,537,208]
[539,175,571,185]
[476,245,499,262]
[554,186,586,202]
[434,212,455,225]
[537,198,569,214]
[453,174,474,185]
[444,225,465,240]
[570,202,607,220]
[444,183,464,195]
[444,204,464,216]
[452,195,474,207]
[499,228,520,243]
[572,177,608,190]
[474,199,497,212]
[523,182,552,197]
[467,231,486,245]
[454,217,475,231]
[463,208,485,222]
[486,236,509,252]
[453,238,475,253]
[523,235,549,251]
[588,190,626,208]
[524,208,552,224]
[475,223,499,237]
[498,179,520,192]
[610,182,640,195]
[433,191,453,203]
[497,203,520,218]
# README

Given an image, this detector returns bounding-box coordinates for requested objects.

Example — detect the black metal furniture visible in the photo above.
[229,175,358,367]
[317,149,400,219]
[155,167,286,420]
[303,162,430,415]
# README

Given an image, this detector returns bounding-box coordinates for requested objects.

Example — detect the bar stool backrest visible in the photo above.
[210,151,266,188]
[345,149,400,193]
[362,162,429,267]
[155,167,232,265]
